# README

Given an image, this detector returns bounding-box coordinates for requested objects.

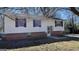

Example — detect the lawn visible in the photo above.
[5,40,79,51]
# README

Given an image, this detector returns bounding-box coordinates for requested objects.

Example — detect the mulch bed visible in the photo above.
[0,36,79,49]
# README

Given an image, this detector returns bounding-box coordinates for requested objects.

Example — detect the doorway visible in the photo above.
[47,26,53,37]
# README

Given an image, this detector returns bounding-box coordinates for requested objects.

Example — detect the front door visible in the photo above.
[47,26,53,37]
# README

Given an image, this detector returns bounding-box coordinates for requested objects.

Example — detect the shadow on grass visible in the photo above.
[0,36,79,49]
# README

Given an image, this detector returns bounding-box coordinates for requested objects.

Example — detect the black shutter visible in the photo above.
[33,20,35,27]
[24,19,26,27]
[16,18,18,27]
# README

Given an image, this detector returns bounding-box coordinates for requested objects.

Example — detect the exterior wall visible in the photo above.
[0,15,3,32]
[1,16,65,40]
[4,16,64,34]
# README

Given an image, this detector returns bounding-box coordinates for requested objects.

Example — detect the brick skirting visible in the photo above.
[2,32,47,40]
[1,31,63,40]
[51,31,63,36]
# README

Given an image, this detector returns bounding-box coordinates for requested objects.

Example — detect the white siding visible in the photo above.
[4,16,64,34]
[0,15,3,32]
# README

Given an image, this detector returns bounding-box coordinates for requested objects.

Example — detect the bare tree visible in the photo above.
[40,7,58,17]
[70,7,79,16]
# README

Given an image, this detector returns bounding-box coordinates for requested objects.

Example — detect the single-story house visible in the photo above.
[0,12,64,40]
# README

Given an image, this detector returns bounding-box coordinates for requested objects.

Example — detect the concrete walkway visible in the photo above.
[65,34,79,38]
[48,36,67,39]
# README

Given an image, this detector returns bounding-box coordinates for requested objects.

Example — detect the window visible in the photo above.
[33,20,41,27]
[55,20,63,27]
[15,18,26,27]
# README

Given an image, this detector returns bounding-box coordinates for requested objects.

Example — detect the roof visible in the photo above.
[4,12,16,20]
[53,18,64,21]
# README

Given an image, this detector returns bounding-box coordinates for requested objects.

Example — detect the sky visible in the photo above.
[0,7,79,24]
[54,8,79,24]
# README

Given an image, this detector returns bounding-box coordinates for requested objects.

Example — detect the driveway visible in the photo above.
[65,34,79,38]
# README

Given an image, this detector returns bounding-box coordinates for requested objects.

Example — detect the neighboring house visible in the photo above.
[0,12,64,40]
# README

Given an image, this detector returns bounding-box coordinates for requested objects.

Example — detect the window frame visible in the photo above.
[55,20,63,27]
[33,19,41,27]
[15,18,26,27]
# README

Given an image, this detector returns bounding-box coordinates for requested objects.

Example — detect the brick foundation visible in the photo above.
[2,32,47,40]
[51,31,63,36]
[1,31,63,40]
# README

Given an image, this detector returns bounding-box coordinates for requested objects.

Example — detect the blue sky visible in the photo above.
[54,9,79,24]
[54,9,73,20]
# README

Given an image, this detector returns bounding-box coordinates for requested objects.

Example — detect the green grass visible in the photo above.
[5,40,79,51]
